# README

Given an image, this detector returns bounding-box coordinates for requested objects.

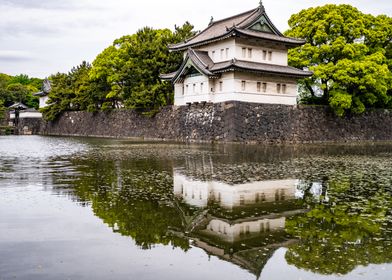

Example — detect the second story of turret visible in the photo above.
[170,1,305,67]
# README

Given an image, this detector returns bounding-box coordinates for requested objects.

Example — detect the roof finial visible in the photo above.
[209,16,214,26]
[259,0,265,12]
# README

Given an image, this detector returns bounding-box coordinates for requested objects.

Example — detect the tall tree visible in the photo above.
[0,73,41,108]
[285,4,392,116]
[90,23,196,111]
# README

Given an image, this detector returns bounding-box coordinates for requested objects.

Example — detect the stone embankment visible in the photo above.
[31,102,392,143]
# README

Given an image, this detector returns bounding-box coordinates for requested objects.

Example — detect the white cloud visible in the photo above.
[0,50,32,61]
[0,0,390,78]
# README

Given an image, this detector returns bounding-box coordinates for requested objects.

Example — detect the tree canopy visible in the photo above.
[42,23,195,120]
[285,4,392,116]
[0,73,41,109]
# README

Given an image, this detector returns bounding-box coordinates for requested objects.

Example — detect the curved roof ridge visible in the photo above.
[189,48,208,68]
[210,7,258,26]
[237,7,263,28]
[169,7,259,51]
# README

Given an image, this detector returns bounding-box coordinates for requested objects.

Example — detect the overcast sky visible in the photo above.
[0,0,391,78]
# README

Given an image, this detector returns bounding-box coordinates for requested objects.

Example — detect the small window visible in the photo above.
[219,81,223,91]
[242,47,246,58]
[220,49,224,59]
[277,83,281,93]
[186,84,189,94]
[282,84,287,94]
[212,50,215,59]
[193,83,196,93]
[262,82,267,92]
[182,85,185,95]
[268,51,272,61]
[200,82,204,93]
[262,50,267,60]
[226,48,229,58]
[257,82,261,92]
[240,195,245,205]
[241,81,246,91]
[248,48,252,58]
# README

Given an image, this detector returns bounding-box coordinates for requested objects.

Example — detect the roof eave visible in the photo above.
[169,29,305,51]
[212,66,313,78]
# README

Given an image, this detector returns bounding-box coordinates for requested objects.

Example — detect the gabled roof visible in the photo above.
[169,4,304,51]
[34,78,51,97]
[160,48,217,83]
[8,102,28,110]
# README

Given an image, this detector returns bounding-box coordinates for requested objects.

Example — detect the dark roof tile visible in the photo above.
[211,59,313,78]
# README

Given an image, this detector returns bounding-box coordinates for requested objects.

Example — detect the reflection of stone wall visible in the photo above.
[39,102,392,143]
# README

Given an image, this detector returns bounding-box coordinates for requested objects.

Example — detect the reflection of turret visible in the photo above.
[172,170,306,278]
[174,171,298,209]
[204,215,285,243]
[188,211,305,279]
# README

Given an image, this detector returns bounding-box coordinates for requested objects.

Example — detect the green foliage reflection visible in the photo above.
[286,180,392,275]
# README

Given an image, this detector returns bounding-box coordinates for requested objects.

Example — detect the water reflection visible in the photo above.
[2,137,392,279]
[172,170,308,277]
[48,141,392,278]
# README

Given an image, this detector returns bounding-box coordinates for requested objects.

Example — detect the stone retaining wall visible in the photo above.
[37,102,392,143]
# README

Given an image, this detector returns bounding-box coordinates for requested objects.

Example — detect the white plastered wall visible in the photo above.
[39,96,49,108]
[174,74,211,105]
[173,171,297,209]
[197,38,236,63]
[205,217,286,242]
[174,71,298,106]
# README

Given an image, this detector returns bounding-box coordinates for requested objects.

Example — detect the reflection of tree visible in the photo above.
[53,156,197,251]
[47,142,392,276]
[285,179,392,275]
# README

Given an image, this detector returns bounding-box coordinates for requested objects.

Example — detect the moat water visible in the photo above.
[1,136,392,280]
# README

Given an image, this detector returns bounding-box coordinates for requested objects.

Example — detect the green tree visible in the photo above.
[0,100,5,122]
[285,4,392,116]
[42,23,195,119]
[6,83,39,109]
[90,23,195,111]
[41,72,71,120]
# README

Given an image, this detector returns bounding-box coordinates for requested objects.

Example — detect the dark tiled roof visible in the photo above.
[8,102,28,109]
[211,59,313,78]
[170,8,258,51]
[33,91,47,97]
[160,72,177,80]
[189,49,214,71]
[161,49,217,83]
[169,6,304,51]
[235,29,305,45]
[161,50,312,82]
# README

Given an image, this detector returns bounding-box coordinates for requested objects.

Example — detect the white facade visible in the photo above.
[39,96,49,108]
[204,216,285,242]
[173,172,298,209]
[175,71,298,106]
[9,111,43,119]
